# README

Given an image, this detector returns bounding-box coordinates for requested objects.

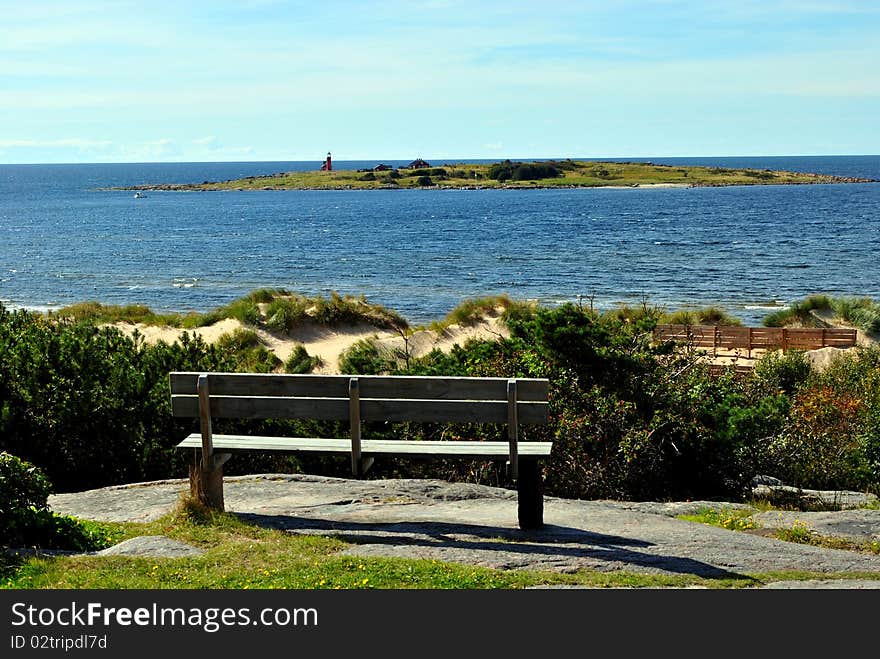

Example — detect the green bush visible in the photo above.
[0,452,52,545]
[338,339,391,375]
[215,329,281,372]
[752,350,811,396]
[487,160,561,182]
[416,175,434,187]
[0,452,114,550]
[285,345,321,374]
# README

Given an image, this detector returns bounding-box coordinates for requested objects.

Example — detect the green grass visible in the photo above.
[11,505,876,590]
[119,160,869,192]
[677,507,760,532]
[774,522,880,555]
[679,505,880,556]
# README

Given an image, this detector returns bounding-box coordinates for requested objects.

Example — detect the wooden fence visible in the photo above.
[654,325,857,357]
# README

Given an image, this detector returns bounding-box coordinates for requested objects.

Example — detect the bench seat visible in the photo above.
[178,433,553,458]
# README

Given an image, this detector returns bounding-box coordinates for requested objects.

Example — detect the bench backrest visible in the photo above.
[170,372,549,424]
[171,372,550,480]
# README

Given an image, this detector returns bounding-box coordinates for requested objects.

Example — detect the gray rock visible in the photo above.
[96,536,204,558]
[47,474,880,581]
[751,474,783,487]
[751,484,878,510]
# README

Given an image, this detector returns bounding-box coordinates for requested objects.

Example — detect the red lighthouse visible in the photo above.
[320,152,332,171]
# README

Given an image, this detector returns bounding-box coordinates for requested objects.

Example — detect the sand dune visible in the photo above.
[109,310,510,374]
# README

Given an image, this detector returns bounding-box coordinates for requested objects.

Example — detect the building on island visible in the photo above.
[373,163,392,171]
[320,152,332,171]
[406,158,430,169]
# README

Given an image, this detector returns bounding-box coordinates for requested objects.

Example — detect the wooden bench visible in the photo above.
[169,372,553,530]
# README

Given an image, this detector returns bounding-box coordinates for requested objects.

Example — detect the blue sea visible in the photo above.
[1,156,878,325]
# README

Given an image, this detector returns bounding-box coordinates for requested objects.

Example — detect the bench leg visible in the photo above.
[517,458,544,531]
[189,453,229,512]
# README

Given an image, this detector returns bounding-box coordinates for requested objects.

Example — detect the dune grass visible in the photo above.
[53,289,408,334]
[659,306,743,326]
[428,294,536,332]
[762,294,833,328]
[761,293,880,332]
[52,301,187,327]
[831,296,880,333]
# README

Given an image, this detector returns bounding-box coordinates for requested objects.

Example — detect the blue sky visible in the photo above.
[2,1,878,163]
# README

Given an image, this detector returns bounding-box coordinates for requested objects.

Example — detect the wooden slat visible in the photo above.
[717,326,750,350]
[749,328,784,349]
[783,328,824,350]
[654,325,715,348]
[171,395,549,424]
[176,433,553,457]
[170,372,549,401]
[172,394,349,420]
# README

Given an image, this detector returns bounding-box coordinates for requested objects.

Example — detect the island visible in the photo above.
[119,159,876,191]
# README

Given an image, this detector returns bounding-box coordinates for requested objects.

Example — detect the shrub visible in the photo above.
[338,339,391,375]
[772,386,871,490]
[0,452,52,545]
[359,172,376,181]
[215,329,280,373]
[416,175,434,187]
[285,345,322,374]
[752,350,811,396]
[487,160,561,182]
[0,452,112,550]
